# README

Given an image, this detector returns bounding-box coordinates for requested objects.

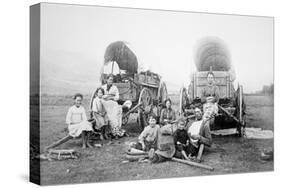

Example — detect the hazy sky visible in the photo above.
[41,3,273,94]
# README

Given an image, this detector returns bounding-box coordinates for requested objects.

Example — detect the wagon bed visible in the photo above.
[180,70,246,136]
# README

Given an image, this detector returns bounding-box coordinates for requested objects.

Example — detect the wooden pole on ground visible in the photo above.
[125,154,148,161]
[127,147,213,170]
[127,148,147,155]
[44,135,72,152]
[171,157,214,171]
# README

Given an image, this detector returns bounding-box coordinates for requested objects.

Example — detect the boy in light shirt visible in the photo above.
[130,115,160,151]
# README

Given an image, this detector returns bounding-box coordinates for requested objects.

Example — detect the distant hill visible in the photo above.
[39,49,186,96]
[40,49,102,95]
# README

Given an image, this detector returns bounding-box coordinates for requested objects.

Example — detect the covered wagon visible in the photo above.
[179,37,246,136]
[90,41,168,129]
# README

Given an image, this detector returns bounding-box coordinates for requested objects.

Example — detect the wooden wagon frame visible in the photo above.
[90,64,168,130]
[179,70,246,136]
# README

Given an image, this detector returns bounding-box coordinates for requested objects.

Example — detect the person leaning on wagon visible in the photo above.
[159,98,176,126]
[201,71,220,104]
[101,74,120,101]
[101,74,126,138]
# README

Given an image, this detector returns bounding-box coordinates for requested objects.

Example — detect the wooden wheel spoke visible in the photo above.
[235,85,246,137]
[157,81,168,104]
[138,88,153,130]
[179,87,188,116]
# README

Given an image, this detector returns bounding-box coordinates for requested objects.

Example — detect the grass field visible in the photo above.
[36,95,274,185]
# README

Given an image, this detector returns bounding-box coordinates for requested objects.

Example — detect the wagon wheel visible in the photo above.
[157,81,168,105]
[157,81,168,121]
[179,87,188,117]
[236,85,246,137]
[89,90,96,118]
[138,88,153,130]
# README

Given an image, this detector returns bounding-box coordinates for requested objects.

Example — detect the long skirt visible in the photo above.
[102,100,125,137]
[93,113,109,130]
[68,121,93,138]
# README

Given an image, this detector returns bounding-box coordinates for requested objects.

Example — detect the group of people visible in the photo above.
[130,99,213,163]
[65,71,219,160]
[128,71,219,162]
[65,74,125,149]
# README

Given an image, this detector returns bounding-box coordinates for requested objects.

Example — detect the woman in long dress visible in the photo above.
[66,93,93,149]
[101,74,125,138]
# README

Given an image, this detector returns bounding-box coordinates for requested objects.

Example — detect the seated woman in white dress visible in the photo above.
[66,93,93,149]
[91,87,110,140]
[101,74,125,138]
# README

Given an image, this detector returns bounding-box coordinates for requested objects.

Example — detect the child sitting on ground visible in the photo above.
[66,93,93,149]
[91,87,110,140]
[173,118,190,160]
[130,114,160,152]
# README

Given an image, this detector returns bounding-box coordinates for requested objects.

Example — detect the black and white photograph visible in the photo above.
[30,3,274,185]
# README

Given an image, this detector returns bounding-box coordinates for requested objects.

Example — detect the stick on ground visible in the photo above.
[44,135,72,151]
[171,157,214,171]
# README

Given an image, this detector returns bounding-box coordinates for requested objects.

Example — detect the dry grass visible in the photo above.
[37,95,274,185]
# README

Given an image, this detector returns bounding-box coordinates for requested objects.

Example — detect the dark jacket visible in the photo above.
[174,129,189,145]
[159,108,176,126]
